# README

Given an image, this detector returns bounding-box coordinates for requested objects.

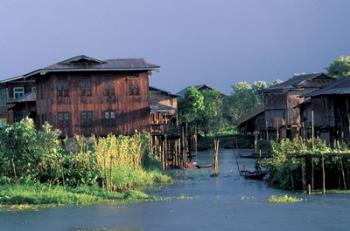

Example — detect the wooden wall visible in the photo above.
[1,80,36,123]
[36,71,150,137]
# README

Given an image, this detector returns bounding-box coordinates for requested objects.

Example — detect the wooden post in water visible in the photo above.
[212,139,220,173]
[340,156,347,189]
[321,155,326,195]
[311,156,314,191]
[265,120,269,141]
[181,125,186,168]
[289,157,295,191]
[164,135,168,170]
[311,110,315,148]
[301,157,307,193]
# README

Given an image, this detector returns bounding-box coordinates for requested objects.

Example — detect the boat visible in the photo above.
[239,152,255,158]
[196,163,212,169]
[239,170,268,180]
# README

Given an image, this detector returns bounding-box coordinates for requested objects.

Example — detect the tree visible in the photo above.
[200,89,223,136]
[178,87,205,125]
[224,80,281,124]
[327,56,350,78]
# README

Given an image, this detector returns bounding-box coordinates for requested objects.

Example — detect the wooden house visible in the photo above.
[1,55,160,137]
[236,105,265,136]
[301,77,350,145]
[262,73,335,140]
[149,86,178,128]
[0,76,36,123]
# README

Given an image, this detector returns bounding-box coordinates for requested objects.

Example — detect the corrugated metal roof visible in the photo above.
[236,105,265,126]
[306,77,350,97]
[264,73,334,92]
[1,55,160,83]
[149,86,179,97]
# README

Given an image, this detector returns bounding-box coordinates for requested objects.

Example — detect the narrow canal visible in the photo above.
[1,149,350,231]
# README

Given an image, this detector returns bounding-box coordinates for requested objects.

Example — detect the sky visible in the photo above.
[1,0,350,94]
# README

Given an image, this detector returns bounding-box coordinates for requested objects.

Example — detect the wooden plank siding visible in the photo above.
[36,71,150,137]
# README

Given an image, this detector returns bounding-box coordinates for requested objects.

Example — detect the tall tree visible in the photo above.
[200,89,223,136]
[224,81,265,123]
[327,56,350,78]
[178,87,205,125]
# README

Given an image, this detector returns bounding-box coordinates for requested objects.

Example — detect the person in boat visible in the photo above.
[255,159,261,172]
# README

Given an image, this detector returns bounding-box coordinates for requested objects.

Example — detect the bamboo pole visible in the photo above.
[164,135,168,170]
[265,120,269,141]
[340,156,347,189]
[321,155,326,195]
[311,157,314,191]
[301,157,307,193]
[311,109,315,148]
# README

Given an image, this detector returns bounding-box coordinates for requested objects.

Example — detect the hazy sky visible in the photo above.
[1,0,350,94]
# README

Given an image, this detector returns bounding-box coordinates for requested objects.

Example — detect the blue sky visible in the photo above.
[1,0,350,94]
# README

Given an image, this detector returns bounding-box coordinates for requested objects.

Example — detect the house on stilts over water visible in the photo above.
[0,55,190,169]
[237,73,336,142]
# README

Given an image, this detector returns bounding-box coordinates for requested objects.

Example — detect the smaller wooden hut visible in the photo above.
[263,73,335,140]
[302,77,350,145]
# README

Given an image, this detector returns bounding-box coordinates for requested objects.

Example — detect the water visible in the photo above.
[1,149,350,231]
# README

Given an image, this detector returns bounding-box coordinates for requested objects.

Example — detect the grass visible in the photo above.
[268,195,304,203]
[110,166,172,191]
[0,183,168,211]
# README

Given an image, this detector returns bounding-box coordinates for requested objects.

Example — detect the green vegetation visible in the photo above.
[178,87,226,136]
[264,138,350,190]
[0,118,171,206]
[268,195,303,203]
[224,80,281,124]
[327,55,350,78]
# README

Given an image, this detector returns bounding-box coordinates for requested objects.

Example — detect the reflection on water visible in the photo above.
[1,149,350,231]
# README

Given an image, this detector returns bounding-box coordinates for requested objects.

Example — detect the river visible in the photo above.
[1,149,350,231]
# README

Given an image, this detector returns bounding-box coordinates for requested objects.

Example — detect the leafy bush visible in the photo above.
[0,118,169,191]
[264,138,350,190]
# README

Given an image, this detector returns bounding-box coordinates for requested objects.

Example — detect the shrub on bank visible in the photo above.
[0,118,170,195]
[264,138,350,190]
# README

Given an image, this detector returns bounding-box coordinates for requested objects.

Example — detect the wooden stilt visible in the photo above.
[321,155,326,195]
[340,156,347,189]
[311,157,314,191]
[311,110,315,148]
[301,157,307,193]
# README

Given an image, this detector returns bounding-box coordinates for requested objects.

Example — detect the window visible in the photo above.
[13,87,24,99]
[129,78,140,95]
[57,82,69,97]
[81,111,93,127]
[104,79,115,96]
[103,110,116,127]
[80,78,92,96]
[57,112,70,127]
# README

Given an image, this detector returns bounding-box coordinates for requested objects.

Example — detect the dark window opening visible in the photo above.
[129,79,140,95]
[57,82,69,97]
[104,79,115,96]
[57,112,70,127]
[103,110,116,127]
[81,111,93,127]
[80,78,92,96]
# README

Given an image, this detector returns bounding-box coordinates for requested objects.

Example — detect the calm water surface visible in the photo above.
[1,149,350,231]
